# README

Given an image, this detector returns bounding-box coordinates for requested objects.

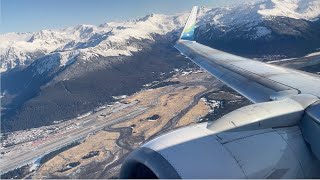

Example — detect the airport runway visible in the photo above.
[0,106,147,174]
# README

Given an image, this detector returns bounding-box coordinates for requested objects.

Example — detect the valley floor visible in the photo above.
[0,69,226,178]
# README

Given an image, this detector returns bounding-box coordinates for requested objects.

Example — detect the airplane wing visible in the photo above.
[174,5,320,164]
[120,7,320,179]
[175,6,320,103]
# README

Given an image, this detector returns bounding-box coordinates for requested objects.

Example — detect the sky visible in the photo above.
[0,0,249,34]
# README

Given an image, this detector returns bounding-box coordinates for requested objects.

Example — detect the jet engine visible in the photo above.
[120,96,320,178]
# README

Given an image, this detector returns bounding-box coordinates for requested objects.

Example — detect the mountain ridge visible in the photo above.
[1,0,320,73]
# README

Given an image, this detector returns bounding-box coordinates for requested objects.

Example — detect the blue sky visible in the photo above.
[0,0,248,34]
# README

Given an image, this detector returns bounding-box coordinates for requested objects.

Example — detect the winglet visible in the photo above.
[179,6,198,41]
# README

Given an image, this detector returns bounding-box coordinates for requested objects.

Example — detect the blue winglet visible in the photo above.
[180,6,198,41]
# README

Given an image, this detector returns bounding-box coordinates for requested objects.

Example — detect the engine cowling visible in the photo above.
[120,123,320,178]
[120,96,320,178]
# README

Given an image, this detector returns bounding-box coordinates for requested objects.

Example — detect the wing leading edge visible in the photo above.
[175,6,320,103]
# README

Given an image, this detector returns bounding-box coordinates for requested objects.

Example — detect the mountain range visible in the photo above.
[1,0,320,132]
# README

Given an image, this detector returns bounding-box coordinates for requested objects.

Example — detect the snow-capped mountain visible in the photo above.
[197,0,320,38]
[1,0,320,73]
[258,0,320,20]
[0,14,187,73]
[2,0,320,132]
[194,0,320,58]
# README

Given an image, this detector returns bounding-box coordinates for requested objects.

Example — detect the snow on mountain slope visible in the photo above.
[0,25,108,72]
[258,0,320,20]
[32,50,80,75]
[1,0,319,73]
[82,14,187,59]
[0,14,187,73]
[197,0,320,31]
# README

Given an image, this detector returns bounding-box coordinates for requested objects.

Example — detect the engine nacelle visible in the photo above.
[300,100,320,160]
[120,123,320,178]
